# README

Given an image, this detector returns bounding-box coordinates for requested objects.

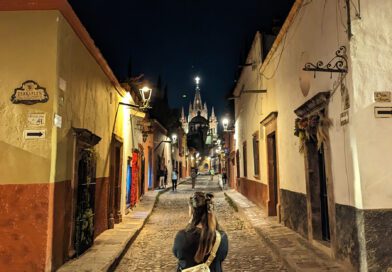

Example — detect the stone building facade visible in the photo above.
[232,1,392,271]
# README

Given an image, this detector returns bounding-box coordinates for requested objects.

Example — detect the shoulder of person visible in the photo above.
[174,229,187,244]
[217,230,228,241]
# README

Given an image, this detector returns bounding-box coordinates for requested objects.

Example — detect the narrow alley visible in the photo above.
[2,1,392,271]
[115,176,287,272]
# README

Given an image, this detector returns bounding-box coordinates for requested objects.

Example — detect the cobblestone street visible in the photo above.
[116,176,287,272]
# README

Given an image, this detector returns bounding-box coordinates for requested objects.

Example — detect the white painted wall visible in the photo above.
[235,0,392,209]
[234,32,268,184]
[265,0,353,201]
[348,0,392,208]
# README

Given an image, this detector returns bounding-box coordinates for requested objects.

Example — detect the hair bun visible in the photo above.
[189,192,215,208]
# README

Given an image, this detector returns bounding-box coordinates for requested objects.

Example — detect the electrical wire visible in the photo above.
[350,0,361,18]
[261,31,288,80]
[338,0,348,31]
[260,0,308,80]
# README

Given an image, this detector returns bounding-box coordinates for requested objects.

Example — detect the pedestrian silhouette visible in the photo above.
[173,192,229,271]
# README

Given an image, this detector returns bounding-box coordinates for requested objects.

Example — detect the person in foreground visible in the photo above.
[173,192,229,272]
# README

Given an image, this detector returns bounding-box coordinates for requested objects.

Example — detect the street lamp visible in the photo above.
[171,133,178,144]
[119,86,153,110]
[112,86,153,137]
[222,118,229,131]
[139,86,152,109]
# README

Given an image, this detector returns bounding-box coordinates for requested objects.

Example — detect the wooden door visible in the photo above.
[109,139,123,227]
[267,133,278,216]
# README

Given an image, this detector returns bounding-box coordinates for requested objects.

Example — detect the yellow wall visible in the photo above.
[55,12,136,214]
[55,12,122,182]
[0,11,58,184]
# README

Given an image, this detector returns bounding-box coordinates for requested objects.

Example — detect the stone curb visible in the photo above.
[222,191,296,272]
[57,178,190,272]
[224,189,349,272]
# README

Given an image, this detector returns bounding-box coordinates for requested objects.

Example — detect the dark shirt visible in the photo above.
[173,228,228,272]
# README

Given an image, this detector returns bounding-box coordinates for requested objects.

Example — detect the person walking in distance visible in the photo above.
[210,168,215,181]
[191,168,197,189]
[158,168,165,189]
[163,166,168,189]
[172,168,178,191]
[173,192,228,271]
[222,168,227,188]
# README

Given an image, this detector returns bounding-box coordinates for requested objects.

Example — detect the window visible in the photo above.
[236,150,240,178]
[243,141,247,177]
[253,133,260,177]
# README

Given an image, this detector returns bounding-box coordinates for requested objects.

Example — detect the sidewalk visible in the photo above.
[57,183,176,272]
[224,189,349,272]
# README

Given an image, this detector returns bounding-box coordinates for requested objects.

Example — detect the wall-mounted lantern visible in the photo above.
[139,86,152,109]
[171,133,178,144]
[136,120,153,143]
[222,118,235,132]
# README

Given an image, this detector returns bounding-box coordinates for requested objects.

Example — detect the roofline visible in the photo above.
[258,0,304,77]
[232,0,304,97]
[152,119,168,134]
[0,0,125,96]
[233,31,261,96]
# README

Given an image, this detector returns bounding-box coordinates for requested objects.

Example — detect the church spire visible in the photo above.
[211,107,216,119]
[181,107,185,120]
[195,76,200,89]
[193,76,203,111]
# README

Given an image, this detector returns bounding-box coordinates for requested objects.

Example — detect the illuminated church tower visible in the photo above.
[180,76,218,139]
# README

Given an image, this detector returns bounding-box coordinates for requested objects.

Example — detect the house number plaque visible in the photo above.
[11,80,49,105]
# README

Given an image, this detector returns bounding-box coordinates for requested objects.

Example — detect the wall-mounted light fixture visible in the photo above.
[139,86,152,109]
[171,134,178,144]
[111,86,153,140]
[120,85,153,110]
[222,118,235,132]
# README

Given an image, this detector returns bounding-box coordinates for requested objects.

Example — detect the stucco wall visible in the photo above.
[235,0,392,210]
[0,11,58,185]
[348,0,392,209]
[258,1,356,206]
[55,12,136,217]
[0,10,58,272]
[234,32,274,186]
[56,12,122,181]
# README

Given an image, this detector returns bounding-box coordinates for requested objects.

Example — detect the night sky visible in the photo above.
[69,0,294,117]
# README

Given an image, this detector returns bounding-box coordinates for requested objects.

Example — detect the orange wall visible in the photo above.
[0,183,50,272]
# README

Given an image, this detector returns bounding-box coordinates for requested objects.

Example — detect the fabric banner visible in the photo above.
[131,151,139,207]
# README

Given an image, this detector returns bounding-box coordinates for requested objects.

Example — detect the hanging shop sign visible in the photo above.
[374,92,391,103]
[11,80,49,105]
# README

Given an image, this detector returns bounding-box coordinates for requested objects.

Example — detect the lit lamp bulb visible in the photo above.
[172,134,177,143]
[139,86,152,108]
[222,118,229,131]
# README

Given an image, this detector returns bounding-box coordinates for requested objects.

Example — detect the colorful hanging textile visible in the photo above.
[131,151,139,207]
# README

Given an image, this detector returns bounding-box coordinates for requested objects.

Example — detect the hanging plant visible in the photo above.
[316,112,333,150]
[294,112,332,153]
